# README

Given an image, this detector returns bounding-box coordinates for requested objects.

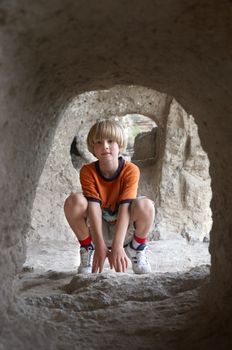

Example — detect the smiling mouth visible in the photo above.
[101,152,111,155]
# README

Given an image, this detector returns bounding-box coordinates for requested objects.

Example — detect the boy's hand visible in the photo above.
[92,244,109,273]
[109,246,129,273]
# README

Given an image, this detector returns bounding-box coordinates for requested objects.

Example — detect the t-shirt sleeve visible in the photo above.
[79,165,101,203]
[118,163,140,204]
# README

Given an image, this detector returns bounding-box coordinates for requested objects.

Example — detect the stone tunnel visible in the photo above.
[0,1,232,349]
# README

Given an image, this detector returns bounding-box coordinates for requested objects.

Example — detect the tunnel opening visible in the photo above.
[12,85,216,350]
[22,87,212,277]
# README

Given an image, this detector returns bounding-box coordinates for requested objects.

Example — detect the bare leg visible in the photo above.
[64,192,90,241]
[130,198,155,238]
[125,198,155,274]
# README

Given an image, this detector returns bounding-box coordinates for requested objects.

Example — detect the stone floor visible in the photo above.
[23,238,210,275]
[9,238,215,350]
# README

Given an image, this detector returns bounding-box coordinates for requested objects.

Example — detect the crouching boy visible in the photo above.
[64,119,155,274]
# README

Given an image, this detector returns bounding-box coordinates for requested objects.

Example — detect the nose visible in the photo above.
[103,140,109,149]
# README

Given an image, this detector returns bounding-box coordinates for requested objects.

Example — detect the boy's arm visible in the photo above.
[110,203,130,272]
[109,163,140,272]
[88,202,109,273]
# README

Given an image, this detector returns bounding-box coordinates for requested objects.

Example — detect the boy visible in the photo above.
[64,119,155,274]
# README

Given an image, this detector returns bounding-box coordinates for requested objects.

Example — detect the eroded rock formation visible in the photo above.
[158,99,212,241]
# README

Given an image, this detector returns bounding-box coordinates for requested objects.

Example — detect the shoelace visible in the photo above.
[133,247,149,266]
[80,248,94,266]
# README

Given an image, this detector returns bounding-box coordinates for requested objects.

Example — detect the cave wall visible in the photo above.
[158,99,212,241]
[0,0,232,342]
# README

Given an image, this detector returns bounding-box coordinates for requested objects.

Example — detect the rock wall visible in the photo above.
[157,100,212,241]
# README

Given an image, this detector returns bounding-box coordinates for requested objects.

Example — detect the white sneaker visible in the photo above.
[77,246,94,274]
[125,242,151,274]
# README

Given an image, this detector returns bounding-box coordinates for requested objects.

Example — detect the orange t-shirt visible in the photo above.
[80,157,140,223]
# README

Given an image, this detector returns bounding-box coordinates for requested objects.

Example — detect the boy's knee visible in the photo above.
[64,192,87,213]
[134,198,155,217]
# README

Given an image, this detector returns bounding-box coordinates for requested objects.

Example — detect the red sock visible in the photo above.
[132,235,147,249]
[134,234,147,244]
[79,235,92,247]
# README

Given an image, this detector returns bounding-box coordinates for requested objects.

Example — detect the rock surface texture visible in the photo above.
[0,1,232,349]
[158,100,212,241]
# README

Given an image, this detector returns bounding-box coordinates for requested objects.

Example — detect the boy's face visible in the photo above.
[93,139,120,161]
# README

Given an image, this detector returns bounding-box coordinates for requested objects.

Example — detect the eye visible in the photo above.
[95,140,102,144]
[108,139,113,143]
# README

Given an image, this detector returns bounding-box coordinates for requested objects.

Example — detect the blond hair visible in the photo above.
[87,119,126,156]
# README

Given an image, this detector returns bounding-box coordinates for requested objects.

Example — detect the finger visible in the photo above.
[116,259,122,273]
[121,258,125,272]
[112,259,118,272]
[109,258,113,269]
[99,261,104,273]
[118,258,123,272]
[114,259,119,272]
[92,263,97,273]
[92,257,96,273]
[125,257,128,269]
[111,259,115,271]
[92,258,99,273]
[108,253,113,269]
